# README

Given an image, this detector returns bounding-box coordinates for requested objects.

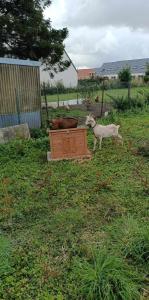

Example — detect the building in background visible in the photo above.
[77,68,96,80]
[95,58,149,79]
[0,57,41,128]
[40,50,78,88]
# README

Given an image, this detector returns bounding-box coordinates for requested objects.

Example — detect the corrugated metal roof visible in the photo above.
[0,57,41,67]
[95,58,149,76]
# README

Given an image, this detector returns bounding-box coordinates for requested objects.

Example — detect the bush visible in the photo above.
[108,95,145,111]
[30,128,47,139]
[138,89,149,105]
[70,249,141,300]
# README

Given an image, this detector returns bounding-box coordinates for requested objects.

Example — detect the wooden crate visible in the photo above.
[48,127,91,161]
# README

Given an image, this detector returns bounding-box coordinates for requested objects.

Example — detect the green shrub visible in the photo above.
[138,89,149,105]
[30,128,47,139]
[70,249,141,300]
[105,109,119,123]
[107,95,145,111]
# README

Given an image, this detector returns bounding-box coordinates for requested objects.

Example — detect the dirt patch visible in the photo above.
[70,102,112,117]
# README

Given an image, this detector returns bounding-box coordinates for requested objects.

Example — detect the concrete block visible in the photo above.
[0,123,30,144]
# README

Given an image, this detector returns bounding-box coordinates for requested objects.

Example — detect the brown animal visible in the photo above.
[49,117,78,130]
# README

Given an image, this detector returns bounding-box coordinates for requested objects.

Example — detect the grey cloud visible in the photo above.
[45,0,149,68]
[66,27,149,68]
[63,0,149,29]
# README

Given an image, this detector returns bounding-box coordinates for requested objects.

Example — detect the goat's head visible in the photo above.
[85,114,96,127]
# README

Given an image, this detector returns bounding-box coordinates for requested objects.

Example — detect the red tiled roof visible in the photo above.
[77,68,95,80]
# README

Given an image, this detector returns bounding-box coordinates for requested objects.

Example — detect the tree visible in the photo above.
[118,67,132,98]
[144,63,149,84]
[0,0,70,76]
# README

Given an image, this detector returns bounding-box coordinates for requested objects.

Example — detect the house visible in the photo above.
[95,58,149,79]
[40,50,78,88]
[0,57,41,128]
[77,68,96,80]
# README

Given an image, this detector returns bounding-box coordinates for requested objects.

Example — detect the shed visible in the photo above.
[0,57,41,128]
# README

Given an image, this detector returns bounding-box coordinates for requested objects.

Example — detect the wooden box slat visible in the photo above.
[49,128,91,160]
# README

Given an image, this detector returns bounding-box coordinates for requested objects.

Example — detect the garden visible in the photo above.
[0,104,149,299]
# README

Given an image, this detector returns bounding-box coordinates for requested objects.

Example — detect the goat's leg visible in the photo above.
[117,134,123,145]
[93,136,97,151]
[99,136,103,150]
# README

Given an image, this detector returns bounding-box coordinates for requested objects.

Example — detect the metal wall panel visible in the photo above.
[0,62,41,128]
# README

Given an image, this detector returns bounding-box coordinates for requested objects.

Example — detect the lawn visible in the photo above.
[42,86,149,103]
[0,110,149,299]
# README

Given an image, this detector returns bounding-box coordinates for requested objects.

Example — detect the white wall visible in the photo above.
[103,73,144,79]
[40,52,78,88]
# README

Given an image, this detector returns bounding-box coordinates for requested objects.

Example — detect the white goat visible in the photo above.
[85,114,123,151]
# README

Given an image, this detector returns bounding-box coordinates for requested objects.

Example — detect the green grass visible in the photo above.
[0,110,149,299]
[70,249,141,300]
[0,236,12,275]
[42,86,149,103]
[42,92,78,102]
[48,107,87,119]
[42,107,87,128]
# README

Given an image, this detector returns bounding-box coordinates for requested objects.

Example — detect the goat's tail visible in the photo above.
[117,125,120,129]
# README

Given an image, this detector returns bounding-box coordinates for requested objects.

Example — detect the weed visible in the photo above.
[108,216,149,264]
[70,249,141,300]
[107,95,145,111]
[0,110,148,298]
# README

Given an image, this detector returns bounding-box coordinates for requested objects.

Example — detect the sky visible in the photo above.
[44,0,149,69]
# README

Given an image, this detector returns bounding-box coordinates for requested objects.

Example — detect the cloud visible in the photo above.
[45,0,149,68]
[62,0,149,30]
[66,26,149,68]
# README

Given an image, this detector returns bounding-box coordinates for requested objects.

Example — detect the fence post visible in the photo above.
[57,87,60,107]
[15,89,21,124]
[43,83,49,126]
[128,81,131,99]
[100,82,105,117]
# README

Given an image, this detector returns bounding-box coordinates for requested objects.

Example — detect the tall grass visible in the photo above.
[108,216,149,264]
[70,249,141,300]
[107,95,145,111]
